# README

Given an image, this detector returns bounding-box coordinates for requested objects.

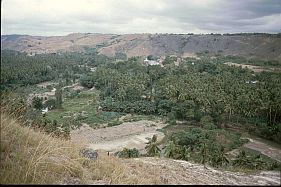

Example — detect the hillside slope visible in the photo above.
[1,33,281,60]
[124,157,280,185]
[1,113,280,185]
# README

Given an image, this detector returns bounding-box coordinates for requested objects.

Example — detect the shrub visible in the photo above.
[108,120,122,127]
[116,148,140,158]
[32,96,43,110]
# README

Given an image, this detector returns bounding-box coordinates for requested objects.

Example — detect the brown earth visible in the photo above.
[70,119,167,153]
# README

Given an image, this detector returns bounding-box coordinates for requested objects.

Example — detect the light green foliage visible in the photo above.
[145,135,161,156]
[108,120,122,127]
[163,140,177,158]
[45,90,122,128]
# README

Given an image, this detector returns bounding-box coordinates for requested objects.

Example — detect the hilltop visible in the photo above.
[1,33,281,61]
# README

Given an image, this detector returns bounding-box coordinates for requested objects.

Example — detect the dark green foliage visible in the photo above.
[32,96,43,110]
[55,87,63,109]
[116,148,140,158]
[232,150,281,170]
[44,98,56,109]
[163,140,177,158]
[115,52,127,60]
[0,50,90,90]
[147,55,157,60]
[162,56,177,65]
[200,116,217,130]
[166,127,244,167]
[101,99,156,115]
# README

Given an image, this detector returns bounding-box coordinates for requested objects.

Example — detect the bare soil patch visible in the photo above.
[244,138,281,162]
[70,120,167,153]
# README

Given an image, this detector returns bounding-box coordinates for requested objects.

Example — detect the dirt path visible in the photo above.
[62,83,84,91]
[123,157,280,185]
[244,138,281,162]
[226,137,281,163]
[224,62,274,73]
[70,120,167,153]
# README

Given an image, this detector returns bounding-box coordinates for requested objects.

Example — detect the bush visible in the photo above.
[200,116,217,129]
[108,120,122,127]
[203,123,217,130]
[44,98,56,109]
[32,96,43,110]
[115,148,140,158]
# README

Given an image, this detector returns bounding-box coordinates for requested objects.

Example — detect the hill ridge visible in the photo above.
[2,33,281,60]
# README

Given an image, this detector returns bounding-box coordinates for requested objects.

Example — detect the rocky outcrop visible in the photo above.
[80,148,98,161]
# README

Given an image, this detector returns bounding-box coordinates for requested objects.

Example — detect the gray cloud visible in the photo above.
[1,0,281,36]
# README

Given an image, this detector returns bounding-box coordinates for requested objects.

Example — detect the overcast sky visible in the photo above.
[1,0,281,36]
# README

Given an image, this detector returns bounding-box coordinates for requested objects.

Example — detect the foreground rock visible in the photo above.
[80,148,98,161]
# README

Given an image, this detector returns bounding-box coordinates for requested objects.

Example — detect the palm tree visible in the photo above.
[145,135,161,157]
[180,145,191,161]
[215,146,229,167]
[163,140,176,158]
[200,142,208,167]
[233,150,249,168]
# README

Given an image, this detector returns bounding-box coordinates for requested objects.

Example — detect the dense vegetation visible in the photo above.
[160,126,280,170]
[81,56,281,143]
[1,49,281,172]
[0,49,116,91]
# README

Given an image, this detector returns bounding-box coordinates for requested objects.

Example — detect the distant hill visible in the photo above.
[1,33,281,60]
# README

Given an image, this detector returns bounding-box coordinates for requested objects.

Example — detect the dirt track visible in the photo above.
[224,62,274,73]
[244,138,281,162]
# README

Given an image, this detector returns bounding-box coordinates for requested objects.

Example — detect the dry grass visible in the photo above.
[0,113,86,184]
[0,112,164,184]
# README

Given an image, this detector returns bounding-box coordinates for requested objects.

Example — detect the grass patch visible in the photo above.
[108,120,123,127]
[45,90,122,128]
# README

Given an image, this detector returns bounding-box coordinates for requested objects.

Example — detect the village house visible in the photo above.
[143,57,160,66]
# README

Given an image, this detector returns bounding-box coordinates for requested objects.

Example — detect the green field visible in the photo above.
[45,88,123,128]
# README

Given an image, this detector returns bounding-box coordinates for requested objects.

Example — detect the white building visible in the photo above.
[144,58,160,66]
[41,107,48,114]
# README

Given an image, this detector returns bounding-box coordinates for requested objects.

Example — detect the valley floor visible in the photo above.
[70,119,166,153]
